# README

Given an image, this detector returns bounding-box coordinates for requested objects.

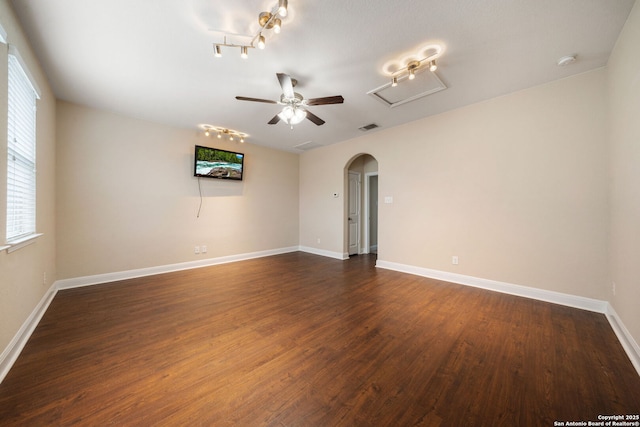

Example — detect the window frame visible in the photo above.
[5,44,41,250]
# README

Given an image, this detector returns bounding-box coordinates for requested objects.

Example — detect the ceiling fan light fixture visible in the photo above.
[278,105,306,126]
[292,107,306,124]
[278,0,288,17]
[279,105,294,121]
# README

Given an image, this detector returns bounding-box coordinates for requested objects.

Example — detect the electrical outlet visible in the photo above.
[452,256,459,265]
[194,246,200,254]
[201,245,207,254]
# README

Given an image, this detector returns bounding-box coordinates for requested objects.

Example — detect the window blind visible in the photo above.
[7,53,37,242]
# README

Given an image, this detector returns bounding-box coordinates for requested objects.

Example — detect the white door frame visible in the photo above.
[363,172,378,254]
[347,171,361,256]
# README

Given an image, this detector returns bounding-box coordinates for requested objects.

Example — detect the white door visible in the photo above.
[348,171,361,256]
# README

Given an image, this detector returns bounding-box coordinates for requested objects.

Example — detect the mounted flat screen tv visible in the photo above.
[194,145,244,181]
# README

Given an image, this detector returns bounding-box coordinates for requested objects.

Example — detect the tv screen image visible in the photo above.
[194,145,244,180]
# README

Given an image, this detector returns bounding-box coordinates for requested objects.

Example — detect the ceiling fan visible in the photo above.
[236,73,344,127]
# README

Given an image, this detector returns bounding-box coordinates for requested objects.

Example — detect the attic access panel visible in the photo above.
[368,69,446,108]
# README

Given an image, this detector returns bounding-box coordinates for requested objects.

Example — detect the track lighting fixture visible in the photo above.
[201,125,247,143]
[384,43,444,88]
[213,0,290,59]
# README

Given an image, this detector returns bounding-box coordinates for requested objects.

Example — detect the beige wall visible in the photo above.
[607,1,640,347]
[56,101,299,279]
[301,69,609,299]
[0,1,57,354]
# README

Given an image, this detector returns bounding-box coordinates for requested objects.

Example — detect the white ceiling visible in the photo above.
[10,0,636,152]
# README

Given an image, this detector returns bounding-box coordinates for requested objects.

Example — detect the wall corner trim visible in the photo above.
[605,303,640,376]
[375,258,640,377]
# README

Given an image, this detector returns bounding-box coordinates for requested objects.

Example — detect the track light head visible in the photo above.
[240,46,248,59]
[258,34,266,49]
[429,59,437,72]
[214,45,222,57]
[273,18,282,33]
[391,76,398,87]
[278,0,288,17]
[407,60,420,80]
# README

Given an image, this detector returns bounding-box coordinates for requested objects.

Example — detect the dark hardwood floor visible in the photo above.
[1,252,639,426]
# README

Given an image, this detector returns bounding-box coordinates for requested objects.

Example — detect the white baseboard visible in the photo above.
[376,259,607,312]
[298,246,348,260]
[0,283,58,384]
[376,258,640,376]
[56,246,299,290]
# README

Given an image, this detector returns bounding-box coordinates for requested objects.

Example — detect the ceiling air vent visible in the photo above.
[359,123,379,132]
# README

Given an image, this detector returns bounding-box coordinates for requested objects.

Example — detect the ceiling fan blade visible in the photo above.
[306,95,344,106]
[268,114,281,125]
[305,110,325,126]
[276,73,295,99]
[235,96,278,104]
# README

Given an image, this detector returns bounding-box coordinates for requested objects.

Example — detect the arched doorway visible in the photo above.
[345,154,378,257]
